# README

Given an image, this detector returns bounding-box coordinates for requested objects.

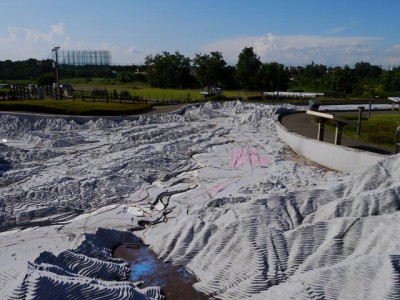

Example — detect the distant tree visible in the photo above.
[260,62,290,91]
[192,51,227,87]
[322,66,357,97]
[289,63,329,92]
[117,72,134,83]
[337,66,358,96]
[382,67,400,92]
[37,73,55,85]
[220,65,239,90]
[351,62,383,97]
[354,61,382,79]
[236,47,262,90]
[0,59,45,80]
[304,62,327,79]
[145,51,193,88]
[61,65,114,79]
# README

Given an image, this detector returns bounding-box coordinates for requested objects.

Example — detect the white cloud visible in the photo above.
[25,23,65,44]
[0,23,147,65]
[1,23,399,68]
[202,33,389,66]
[326,26,346,34]
[386,44,400,53]
[200,36,261,63]
[0,27,18,43]
[0,23,69,61]
[384,45,400,66]
[51,23,65,36]
[257,34,381,65]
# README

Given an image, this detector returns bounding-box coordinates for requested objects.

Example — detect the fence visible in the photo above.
[0,85,190,106]
[71,89,188,105]
[0,85,64,101]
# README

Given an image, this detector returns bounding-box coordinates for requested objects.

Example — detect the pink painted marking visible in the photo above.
[250,147,269,166]
[231,147,269,168]
[231,148,249,168]
[209,148,269,195]
[209,183,226,194]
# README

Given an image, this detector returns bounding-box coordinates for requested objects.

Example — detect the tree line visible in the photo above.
[1,47,400,97]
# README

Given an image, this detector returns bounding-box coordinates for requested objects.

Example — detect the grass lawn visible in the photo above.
[0,100,153,116]
[71,85,371,103]
[4,79,376,103]
[66,81,265,102]
[110,87,262,102]
[335,113,400,148]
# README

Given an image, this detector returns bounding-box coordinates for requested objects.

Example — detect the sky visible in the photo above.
[1,0,400,67]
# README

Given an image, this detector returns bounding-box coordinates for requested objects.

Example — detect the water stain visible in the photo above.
[114,244,209,300]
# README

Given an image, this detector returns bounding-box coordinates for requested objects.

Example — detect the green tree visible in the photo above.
[192,51,227,87]
[236,47,262,90]
[354,61,382,79]
[290,62,327,92]
[304,62,327,79]
[145,51,193,88]
[323,66,357,97]
[337,66,357,96]
[37,73,55,85]
[351,62,383,97]
[117,72,134,83]
[220,65,239,90]
[382,67,400,92]
[260,62,289,91]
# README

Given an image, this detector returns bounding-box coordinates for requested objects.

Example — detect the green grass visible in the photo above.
[123,88,262,101]
[334,113,400,147]
[1,80,381,103]
[69,84,203,101]
[0,100,153,116]
[68,82,267,102]
[127,87,203,101]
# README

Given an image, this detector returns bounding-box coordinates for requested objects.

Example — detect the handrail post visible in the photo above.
[317,118,327,141]
[335,122,345,145]
[357,106,365,136]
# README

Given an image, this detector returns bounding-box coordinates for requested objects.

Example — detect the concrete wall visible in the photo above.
[275,113,386,174]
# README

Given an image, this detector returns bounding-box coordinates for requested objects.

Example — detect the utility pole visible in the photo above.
[52,47,60,99]
[276,63,280,100]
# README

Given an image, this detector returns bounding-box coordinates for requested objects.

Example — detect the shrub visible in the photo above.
[119,90,131,99]
[91,89,108,97]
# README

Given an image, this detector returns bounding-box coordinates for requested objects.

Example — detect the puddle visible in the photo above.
[114,244,209,300]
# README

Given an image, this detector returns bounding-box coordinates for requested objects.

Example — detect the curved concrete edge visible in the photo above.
[274,111,386,174]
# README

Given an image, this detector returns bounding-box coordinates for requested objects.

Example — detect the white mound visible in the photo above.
[0,101,399,299]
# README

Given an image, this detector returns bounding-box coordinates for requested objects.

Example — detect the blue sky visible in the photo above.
[1,0,400,67]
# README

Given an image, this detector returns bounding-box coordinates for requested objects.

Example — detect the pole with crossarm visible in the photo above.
[52,47,60,99]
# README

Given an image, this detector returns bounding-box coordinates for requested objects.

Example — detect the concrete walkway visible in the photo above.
[280,109,394,155]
